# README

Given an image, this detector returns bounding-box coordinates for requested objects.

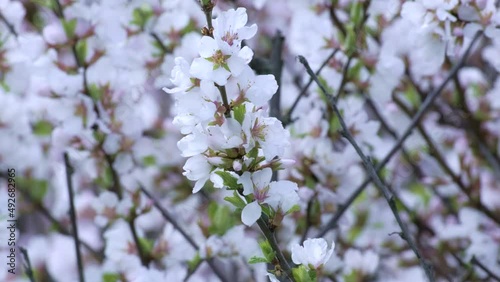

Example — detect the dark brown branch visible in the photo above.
[0,12,17,37]
[285,49,338,125]
[269,30,284,122]
[20,247,36,282]
[64,153,86,282]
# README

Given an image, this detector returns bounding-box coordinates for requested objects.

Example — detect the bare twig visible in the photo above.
[299,198,315,243]
[285,49,338,125]
[0,12,17,37]
[63,153,85,282]
[140,186,199,249]
[299,55,435,281]
[20,247,36,282]
[317,31,481,238]
[269,30,285,122]
[471,256,500,282]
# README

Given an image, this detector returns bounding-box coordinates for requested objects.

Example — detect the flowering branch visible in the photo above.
[256,217,295,281]
[298,55,435,282]
[63,153,86,282]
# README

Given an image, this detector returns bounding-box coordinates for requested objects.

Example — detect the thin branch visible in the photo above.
[471,256,500,282]
[63,153,86,282]
[285,49,338,125]
[317,31,481,238]
[269,30,284,122]
[256,218,295,282]
[299,55,434,282]
[328,4,347,37]
[332,55,353,103]
[0,12,17,37]
[140,186,199,249]
[140,186,230,282]
[20,247,36,282]
[150,32,169,53]
[300,198,315,243]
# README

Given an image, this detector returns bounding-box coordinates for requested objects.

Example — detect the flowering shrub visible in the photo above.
[1,0,500,282]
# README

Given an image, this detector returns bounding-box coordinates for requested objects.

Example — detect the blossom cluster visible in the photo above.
[165,7,300,227]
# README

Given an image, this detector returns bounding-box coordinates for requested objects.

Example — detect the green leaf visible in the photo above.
[102,273,120,282]
[143,155,156,167]
[233,104,246,125]
[187,252,202,271]
[292,265,316,282]
[259,240,275,262]
[347,61,363,81]
[62,19,77,40]
[131,5,154,30]
[208,203,235,235]
[343,24,357,56]
[409,183,431,207]
[31,0,52,7]
[214,170,239,189]
[286,204,301,215]
[95,165,113,189]
[404,85,421,108]
[0,80,9,92]
[349,2,363,26]
[75,39,87,66]
[88,84,104,101]
[224,191,247,209]
[138,237,154,255]
[32,120,53,136]
[248,256,269,264]
[18,179,48,202]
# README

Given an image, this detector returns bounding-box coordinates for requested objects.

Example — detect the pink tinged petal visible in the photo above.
[247,74,277,106]
[291,243,308,265]
[238,172,253,195]
[252,168,272,190]
[177,132,208,157]
[267,273,280,282]
[193,176,209,193]
[183,155,212,181]
[190,58,213,81]
[211,68,231,86]
[234,8,249,28]
[238,24,258,40]
[198,36,218,58]
[42,22,67,45]
[227,56,246,77]
[238,46,254,64]
[210,171,224,188]
[241,201,261,226]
